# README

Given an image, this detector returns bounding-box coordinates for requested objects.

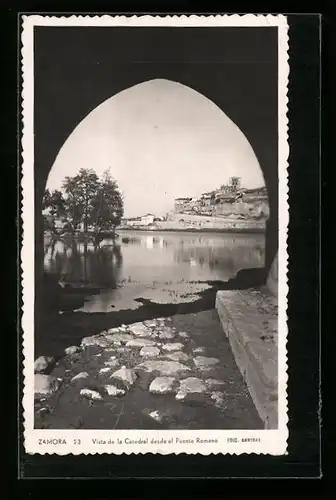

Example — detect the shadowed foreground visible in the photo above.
[36,268,267,359]
[35,310,263,430]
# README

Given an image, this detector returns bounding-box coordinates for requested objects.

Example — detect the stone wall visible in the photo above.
[215,289,278,429]
[215,199,269,219]
[156,219,266,232]
[266,252,278,297]
[164,212,266,230]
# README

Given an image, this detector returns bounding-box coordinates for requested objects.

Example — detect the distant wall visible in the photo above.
[156,217,265,232]
[215,198,269,219]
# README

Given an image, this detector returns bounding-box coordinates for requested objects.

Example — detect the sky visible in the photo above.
[46,79,265,218]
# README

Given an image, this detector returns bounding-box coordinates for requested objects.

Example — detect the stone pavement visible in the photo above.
[34,310,263,430]
[216,288,278,429]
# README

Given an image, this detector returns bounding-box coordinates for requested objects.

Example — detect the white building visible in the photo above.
[140,213,155,225]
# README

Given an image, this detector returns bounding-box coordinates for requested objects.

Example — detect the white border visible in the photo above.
[21,14,289,456]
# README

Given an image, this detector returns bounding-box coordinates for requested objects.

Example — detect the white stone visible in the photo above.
[99,367,111,374]
[34,356,55,373]
[36,407,50,417]
[193,346,206,354]
[143,320,158,328]
[136,360,191,376]
[205,379,226,388]
[178,377,207,394]
[162,342,184,352]
[194,356,220,369]
[34,374,62,396]
[104,333,134,344]
[104,359,119,368]
[148,410,162,422]
[81,335,109,348]
[126,338,156,348]
[140,346,160,357]
[80,388,103,401]
[111,366,138,386]
[64,345,80,356]
[166,351,189,362]
[104,385,126,397]
[128,322,152,337]
[71,372,89,382]
[149,377,176,394]
[158,332,175,340]
[175,391,187,401]
[116,347,129,353]
[178,332,189,339]
[211,391,224,405]
[107,327,120,334]
[158,327,175,340]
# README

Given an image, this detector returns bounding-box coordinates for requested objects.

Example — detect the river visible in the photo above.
[43,230,265,313]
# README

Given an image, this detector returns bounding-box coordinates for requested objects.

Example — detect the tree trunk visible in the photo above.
[84,197,88,236]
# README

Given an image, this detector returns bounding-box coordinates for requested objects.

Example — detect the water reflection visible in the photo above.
[174,242,264,274]
[44,237,122,288]
[44,230,265,292]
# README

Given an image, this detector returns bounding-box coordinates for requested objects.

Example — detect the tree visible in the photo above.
[42,189,65,216]
[89,169,124,242]
[42,188,66,233]
[42,168,124,239]
[62,169,99,233]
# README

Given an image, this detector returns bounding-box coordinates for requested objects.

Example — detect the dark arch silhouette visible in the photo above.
[34,26,278,311]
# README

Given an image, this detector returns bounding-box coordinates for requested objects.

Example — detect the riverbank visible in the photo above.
[118,226,265,234]
[36,278,271,363]
[34,310,263,430]
[44,225,265,243]
[120,213,266,233]
[35,279,227,358]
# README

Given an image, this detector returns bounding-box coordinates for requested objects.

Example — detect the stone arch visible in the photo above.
[37,78,276,290]
[34,27,278,295]
[46,79,269,227]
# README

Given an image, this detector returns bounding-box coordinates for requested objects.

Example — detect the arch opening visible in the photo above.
[41,79,270,320]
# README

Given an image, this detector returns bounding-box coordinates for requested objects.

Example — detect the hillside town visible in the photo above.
[43,176,269,234]
[120,177,269,229]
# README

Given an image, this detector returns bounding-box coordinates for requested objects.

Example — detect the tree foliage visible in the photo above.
[89,170,124,237]
[42,168,124,237]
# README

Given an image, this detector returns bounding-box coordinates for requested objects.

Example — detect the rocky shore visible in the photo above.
[34,310,263,430]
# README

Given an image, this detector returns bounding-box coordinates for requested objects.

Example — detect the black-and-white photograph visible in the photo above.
[22,15,288,455]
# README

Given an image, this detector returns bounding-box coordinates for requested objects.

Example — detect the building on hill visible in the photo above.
[123,216,142,227]
[173,181,269,220]
[121,214,156,227]
[240,186,268,198]
[229,176,241,192]
[174,197,192,213]
[141,213,155,225]
[214,184,269,219]
[200,191,216,206]
[220,176,241,194]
